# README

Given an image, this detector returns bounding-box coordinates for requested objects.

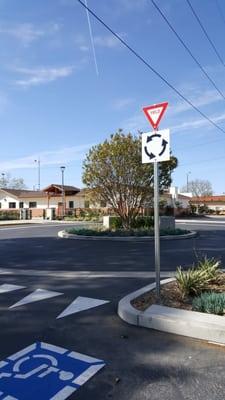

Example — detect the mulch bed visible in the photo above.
[131,274,225,312]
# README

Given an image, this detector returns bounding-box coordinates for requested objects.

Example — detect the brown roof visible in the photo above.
[0,188,47,198]
[191,195,225,203]
[43,184,80,193]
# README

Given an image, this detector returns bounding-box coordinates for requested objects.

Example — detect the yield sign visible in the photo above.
[143,102,168,130]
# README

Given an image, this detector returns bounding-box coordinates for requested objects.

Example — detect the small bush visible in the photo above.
[0,211,20,220]
[176,257,222,298]
[192,292,225,315]
[196,257,220,280]
[67,227,189,237]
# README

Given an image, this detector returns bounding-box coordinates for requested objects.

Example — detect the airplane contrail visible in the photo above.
[84,0,99,76]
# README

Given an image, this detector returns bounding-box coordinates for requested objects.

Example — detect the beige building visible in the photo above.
[0,184,85,219]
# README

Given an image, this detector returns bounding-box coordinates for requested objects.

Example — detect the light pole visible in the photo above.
[60,166,65,218]
[34,158,41,191]
[186,171,191,192]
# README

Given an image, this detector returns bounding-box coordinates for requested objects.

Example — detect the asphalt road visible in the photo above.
[0,220,225,399]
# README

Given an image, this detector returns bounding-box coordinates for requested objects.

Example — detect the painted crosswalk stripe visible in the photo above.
[0,284,25,294]
[9,289,63,309]
[57,296,110,319]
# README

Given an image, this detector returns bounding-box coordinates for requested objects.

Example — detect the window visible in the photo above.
[9,202,16,209]
[69,201,74,209]
[29,202,37,208]
[19,202,24,209]
[100,200,107,208]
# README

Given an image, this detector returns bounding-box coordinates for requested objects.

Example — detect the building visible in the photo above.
[190,195,225,214]
[0,185,85,219]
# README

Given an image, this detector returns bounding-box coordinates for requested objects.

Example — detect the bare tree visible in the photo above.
[0,173,27,189]
[181,179,213,197]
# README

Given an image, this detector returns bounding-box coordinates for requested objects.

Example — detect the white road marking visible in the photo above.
[0,268,175,278]
[40,343,67,354]
[68,351,102,364]
[0,284,25,294]
[73,364,105,385]
[49,386,76,400]
[9,289,63,309]
[57,296,110,319]
[8,344,36,361]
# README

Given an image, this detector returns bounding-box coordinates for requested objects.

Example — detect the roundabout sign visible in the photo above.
[142,129,170,163]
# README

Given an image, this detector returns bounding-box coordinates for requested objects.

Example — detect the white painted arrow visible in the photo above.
[9,289,63,309]
[57,296,110,319]
[0,284,25,294]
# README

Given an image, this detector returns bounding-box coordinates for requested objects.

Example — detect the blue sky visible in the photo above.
[1,0,225,193]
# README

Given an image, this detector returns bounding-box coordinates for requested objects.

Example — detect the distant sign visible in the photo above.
[0,342,105,400]
[142,129,170,163]
[143,102,168,130]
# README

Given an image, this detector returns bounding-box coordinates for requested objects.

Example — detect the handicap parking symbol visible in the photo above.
[0,342,105,400]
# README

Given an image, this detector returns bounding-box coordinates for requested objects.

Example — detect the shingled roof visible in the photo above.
[0,188,47,198]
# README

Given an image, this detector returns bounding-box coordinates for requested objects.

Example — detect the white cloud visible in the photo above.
[171,112,225,133]
[0,144,93,171]
[14,65,74,87]
[113,98,134,110]
[170,89,223,116]
[94,34,124,49]
[117,0,147,11]
[0,22,61,46]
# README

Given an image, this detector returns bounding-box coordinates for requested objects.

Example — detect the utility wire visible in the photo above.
[186,0,225,67]
[149,0,225,101]
[76,0,225,135]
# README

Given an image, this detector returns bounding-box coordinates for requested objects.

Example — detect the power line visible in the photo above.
[186,0,225,68]
[76,0,225,135]
[149,0,225,101]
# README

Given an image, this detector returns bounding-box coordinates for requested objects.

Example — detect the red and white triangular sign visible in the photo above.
[143,102,168,130]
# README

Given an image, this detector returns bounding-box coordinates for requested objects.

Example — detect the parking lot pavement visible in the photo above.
[0,273,224,399]
[1,224,225,399]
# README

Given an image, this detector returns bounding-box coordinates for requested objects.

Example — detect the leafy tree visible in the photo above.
[82,130,178,229]
[181,179,213,197]
[0,173,27,189]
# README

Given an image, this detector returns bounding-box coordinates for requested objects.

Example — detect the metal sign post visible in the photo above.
[154,160,160,297]
[142,102,169,299]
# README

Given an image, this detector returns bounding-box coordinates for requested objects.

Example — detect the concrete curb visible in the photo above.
[57,230,197,241]
[118,278,225,345]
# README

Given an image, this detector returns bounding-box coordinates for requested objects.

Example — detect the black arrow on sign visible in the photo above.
[158,139,168,156]
[144,146,155,160]
[147,134,161,143]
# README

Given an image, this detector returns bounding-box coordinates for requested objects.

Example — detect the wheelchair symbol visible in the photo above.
[0,354,74,382]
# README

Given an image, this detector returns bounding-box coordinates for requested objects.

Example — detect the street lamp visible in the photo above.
[186,171,191,192]
[34,158,41,191]
[60,166,65,218]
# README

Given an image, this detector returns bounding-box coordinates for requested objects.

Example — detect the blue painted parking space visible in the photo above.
[0,342,105,400]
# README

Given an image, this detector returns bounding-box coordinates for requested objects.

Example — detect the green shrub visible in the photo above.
[196,257,220,280]
[67,227,188,237]
[192,292,225,315]
[0,211,20,220]
[176,257,221,298]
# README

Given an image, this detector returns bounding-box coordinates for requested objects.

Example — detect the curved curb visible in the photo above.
[117,278,174,325]
[118,278,225,345]
[57,230,197,241]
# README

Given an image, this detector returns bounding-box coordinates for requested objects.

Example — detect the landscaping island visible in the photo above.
[65,227,190,237]
[132,258,225,316]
